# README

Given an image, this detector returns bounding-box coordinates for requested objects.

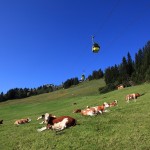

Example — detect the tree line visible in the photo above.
[99,41,150,93]
[0,70,104,102]
[0,84,57,102]
[1,41,150,102]
[62,69,104,89]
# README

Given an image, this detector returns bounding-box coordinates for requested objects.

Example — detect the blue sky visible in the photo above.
[0,0,150,93]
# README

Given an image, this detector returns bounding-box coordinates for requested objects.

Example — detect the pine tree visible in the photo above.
[104,67,115,84]
[98,69,104,78]
[143,41,150,79]
[87,75,93,81]
[119,57,129,82]
[0,92,4,102]
[127,52,134,77]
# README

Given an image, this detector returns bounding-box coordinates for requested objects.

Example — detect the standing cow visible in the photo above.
[126,93,140,103]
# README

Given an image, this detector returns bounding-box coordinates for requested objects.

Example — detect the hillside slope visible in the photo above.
[0,79,105,105]
[0,80,150,150]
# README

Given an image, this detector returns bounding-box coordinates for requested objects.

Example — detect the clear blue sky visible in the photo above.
[0,0,150,93]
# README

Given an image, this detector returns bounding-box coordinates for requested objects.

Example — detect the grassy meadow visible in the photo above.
[0,79,150,150]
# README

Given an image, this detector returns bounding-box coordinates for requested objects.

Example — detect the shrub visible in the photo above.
[99,83,116,94]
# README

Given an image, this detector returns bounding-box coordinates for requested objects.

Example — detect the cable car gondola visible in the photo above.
[92,36,100,53]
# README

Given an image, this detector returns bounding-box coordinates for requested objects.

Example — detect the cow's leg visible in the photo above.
[39,121,44,124]
[37,126,47,132]
[37,116,42,120]
[133,94,136,102]
[89,112,96,116]
[103,110,110,113]
[98,110,102,114]
[127,97,130,103]
[59,125,65,131]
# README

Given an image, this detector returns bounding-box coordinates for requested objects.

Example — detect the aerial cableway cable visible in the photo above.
[91,0,121,53]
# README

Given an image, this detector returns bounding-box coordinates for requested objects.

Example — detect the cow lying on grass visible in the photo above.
[37,113,76,132]
[14,118,31,125]
[126,93,140,103]
[107,100,118,107]
[73,102,110,116]
[80,107,97,116]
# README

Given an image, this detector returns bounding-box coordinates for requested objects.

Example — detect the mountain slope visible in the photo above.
[0,80,150,150]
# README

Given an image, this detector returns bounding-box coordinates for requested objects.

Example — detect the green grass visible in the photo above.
[0,79,150,150]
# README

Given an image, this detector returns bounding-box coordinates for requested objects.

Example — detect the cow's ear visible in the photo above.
[48,114,52,117]
[52,115,56,118]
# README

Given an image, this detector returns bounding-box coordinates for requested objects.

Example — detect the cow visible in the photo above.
[79,102,110,116]
[0,120,3,124]
[37,113,76,132]
[108,100,118,107]
[126,93,140,103]
[48,118,69,131]
[80,107,97,116]
[117,85,124,90]
[72,107,97,116]
[14,118,31,125]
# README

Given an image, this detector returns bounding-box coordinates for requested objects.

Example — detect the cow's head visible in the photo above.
[44,113,50,123]
[27,118,32,122]
[44,113,56,124]
[114,100,118,104]
[136,93,140,97]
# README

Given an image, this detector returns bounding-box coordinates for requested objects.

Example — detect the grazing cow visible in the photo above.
[0,120,3,124]
[37,113,76,132]
[108,100,118,107]
[126,93,140,103]
[14,118,31,125]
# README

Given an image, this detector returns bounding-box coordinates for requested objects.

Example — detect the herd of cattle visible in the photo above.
[0,92,141,132]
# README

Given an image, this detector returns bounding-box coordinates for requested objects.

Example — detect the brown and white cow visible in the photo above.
[37,113,76,132]
[14,118,31,125]
[72,107,97,116]
[126,93,140,103]
[80,107,97,116]
[117,85,124,90]
[79,102,110,116]
[108,100,118,107]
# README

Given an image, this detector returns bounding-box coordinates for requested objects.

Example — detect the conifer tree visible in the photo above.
[127,52,134,77]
